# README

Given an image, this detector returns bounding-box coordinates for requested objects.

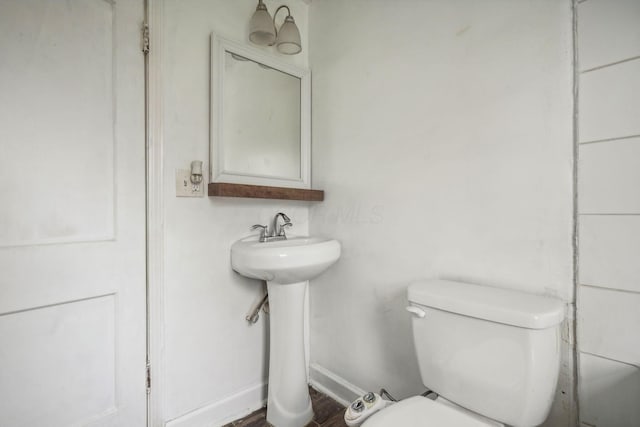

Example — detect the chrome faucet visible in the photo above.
[251,212,292,242]
[272,212,292,238]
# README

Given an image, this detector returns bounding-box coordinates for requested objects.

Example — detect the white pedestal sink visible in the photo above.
[231,235,341,427]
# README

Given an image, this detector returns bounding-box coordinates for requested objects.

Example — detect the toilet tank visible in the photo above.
[407,280,565,427]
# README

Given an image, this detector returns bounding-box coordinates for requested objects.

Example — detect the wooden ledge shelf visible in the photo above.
[208,183,324,201]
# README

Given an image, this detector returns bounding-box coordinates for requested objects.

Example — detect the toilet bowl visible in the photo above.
[363,396,502,427]
[351,279,565,427]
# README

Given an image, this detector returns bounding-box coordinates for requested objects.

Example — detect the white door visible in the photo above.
[0,0,147,426]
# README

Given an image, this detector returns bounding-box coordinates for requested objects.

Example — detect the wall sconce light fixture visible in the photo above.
[249,0,302,55]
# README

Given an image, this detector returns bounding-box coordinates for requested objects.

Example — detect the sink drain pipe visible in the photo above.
[246,292,269,324]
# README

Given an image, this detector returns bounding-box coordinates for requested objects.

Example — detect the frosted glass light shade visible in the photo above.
[276,15,302,55]
[249,1,276,46]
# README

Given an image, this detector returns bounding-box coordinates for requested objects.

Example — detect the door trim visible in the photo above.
[145,0,165,425]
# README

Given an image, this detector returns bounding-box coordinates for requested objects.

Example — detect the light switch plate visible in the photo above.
[175,169,204,197]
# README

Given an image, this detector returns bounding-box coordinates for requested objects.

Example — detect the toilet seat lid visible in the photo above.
[362,396,502,427]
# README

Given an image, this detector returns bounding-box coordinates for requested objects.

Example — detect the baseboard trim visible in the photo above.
[165,366,364,427]
[308,363,365,407]
[165,382,267,427]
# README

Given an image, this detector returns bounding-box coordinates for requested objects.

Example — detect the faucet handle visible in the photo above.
[251,224,268,241]
[278,221,292,237]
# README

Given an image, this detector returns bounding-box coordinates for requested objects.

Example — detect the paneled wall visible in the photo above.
[576,1,640,426]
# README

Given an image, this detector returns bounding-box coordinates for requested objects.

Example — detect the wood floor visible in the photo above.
[223,387,348,427]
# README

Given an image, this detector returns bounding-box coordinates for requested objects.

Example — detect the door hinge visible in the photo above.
[142,23,150,54]
[146,361,151,394]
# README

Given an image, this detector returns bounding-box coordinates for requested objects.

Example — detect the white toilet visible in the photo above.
[362,279,565,427]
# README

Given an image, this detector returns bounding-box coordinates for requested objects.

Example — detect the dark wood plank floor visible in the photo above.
[223,387,348,427]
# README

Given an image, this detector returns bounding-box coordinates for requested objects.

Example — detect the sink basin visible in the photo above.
[231,235,341,285]
[230,234,341,427]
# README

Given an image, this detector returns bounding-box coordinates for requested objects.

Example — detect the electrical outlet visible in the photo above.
[175,169,204,197]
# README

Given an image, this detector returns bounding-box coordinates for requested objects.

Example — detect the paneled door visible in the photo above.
[0,0,147,426]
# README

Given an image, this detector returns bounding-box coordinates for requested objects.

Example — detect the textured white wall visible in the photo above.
[308,0,575,425]
[576,1,640,426]
[161,0,310,424]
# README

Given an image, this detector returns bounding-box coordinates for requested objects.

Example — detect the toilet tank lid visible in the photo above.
[407,280,565,329]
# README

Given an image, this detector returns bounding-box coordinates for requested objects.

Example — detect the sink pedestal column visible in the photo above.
[266,281,313,427]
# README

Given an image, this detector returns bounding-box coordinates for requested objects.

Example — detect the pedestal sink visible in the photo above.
[231,235,341,427]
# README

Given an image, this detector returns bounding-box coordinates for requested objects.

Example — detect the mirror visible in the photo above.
[210,34,310,189]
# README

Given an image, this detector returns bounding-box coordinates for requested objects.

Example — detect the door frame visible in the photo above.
[145,0,166,425]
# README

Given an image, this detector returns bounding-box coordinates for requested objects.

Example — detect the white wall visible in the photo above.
[308,0,575,425]
[160,1,310,425]
[576,1,640,426]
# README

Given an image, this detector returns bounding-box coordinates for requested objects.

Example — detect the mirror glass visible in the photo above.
[211,35,310,189]
[223,52,300,179]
